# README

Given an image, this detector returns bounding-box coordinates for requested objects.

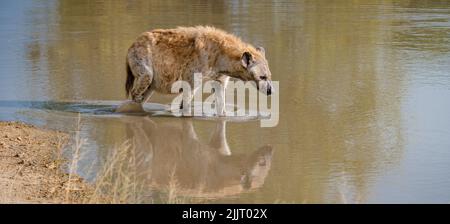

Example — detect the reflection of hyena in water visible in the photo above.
[117,26,273,115]
[124,117,273,198]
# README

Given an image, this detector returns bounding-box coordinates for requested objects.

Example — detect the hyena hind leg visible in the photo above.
[129,58,154,104]
[116,55,154,113]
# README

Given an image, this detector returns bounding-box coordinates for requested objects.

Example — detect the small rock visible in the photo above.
[49,187,57,194]
[46,162,57,170]
[16,137,22,141]
[17,160,24,165]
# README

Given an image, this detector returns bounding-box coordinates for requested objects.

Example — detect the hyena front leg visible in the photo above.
[180,74,202,115]
[214,76,229,116]
[179,85,201,116]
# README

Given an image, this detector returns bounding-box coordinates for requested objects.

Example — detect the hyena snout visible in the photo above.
[258,80,274,96]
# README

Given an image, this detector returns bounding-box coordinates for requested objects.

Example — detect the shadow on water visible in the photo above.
[119,117,274,201]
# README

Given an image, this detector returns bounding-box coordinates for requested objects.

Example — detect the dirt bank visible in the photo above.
[0,121,92,203]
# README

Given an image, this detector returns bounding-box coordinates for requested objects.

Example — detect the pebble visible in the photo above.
[49,187,57,194]
[46,162,57,170]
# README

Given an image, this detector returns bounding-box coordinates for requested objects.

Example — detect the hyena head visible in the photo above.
[240,145,273,190]
[240,46,274,95]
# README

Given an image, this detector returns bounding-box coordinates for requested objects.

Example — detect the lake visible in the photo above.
[1,0,450,203]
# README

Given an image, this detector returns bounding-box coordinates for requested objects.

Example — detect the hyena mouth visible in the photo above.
[267,86,272,96]
[257,81,273,96]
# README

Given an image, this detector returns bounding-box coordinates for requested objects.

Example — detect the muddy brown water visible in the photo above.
[1,0,450,203]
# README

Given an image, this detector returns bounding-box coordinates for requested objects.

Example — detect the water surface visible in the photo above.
[1,0,450,203]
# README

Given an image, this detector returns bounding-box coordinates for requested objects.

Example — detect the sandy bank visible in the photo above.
[0,121,92,203]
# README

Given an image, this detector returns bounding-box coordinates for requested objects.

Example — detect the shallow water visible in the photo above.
[1,0,450,203]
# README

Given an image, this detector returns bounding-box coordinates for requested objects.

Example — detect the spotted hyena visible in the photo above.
[117,26,273,114]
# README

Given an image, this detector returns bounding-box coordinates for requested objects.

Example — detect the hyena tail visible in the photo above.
[125,60,134,97]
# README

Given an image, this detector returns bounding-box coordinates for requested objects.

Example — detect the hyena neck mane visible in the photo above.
[189,26,264,77]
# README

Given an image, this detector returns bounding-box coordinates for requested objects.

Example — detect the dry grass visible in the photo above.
[65,114,192,204]
[83,141,145,203]
[62,114,143,203]
[79,141,195,204]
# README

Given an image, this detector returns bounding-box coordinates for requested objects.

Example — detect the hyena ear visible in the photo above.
[256,46,265,57]
[241,52,253,69]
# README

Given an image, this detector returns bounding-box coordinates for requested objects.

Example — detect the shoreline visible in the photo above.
[0,121,92,203]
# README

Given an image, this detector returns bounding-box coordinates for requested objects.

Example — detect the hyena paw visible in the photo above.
[116,101,144,113]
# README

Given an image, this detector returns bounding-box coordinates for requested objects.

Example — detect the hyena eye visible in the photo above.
[259,76,267,80]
